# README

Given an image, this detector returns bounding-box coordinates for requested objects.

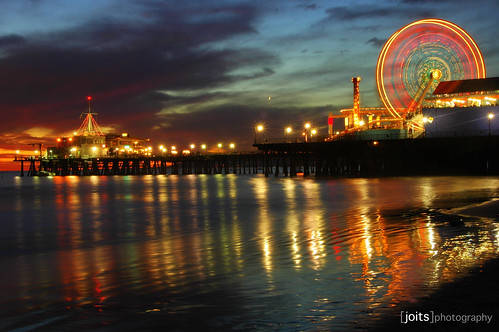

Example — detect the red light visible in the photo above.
[328,118,333,125]
[87,96,92,101]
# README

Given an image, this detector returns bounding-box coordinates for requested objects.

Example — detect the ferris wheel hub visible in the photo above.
[431,69,442,80]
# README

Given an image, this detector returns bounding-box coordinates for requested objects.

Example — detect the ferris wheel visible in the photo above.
[376,18,486,119]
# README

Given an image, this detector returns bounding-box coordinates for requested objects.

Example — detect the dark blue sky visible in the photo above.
[1,0,498,169]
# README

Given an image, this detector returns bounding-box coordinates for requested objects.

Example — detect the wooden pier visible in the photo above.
[14,153,265,177]
[14,135,499,177]
[254,135,499,177]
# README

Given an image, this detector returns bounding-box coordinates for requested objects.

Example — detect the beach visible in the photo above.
[369,199,499,331]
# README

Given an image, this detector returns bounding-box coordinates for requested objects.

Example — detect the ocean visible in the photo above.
[0,172,498,330]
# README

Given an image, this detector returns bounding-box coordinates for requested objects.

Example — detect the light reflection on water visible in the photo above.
[1,174,499,330]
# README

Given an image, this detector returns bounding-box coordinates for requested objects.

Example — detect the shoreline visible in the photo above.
[449,199,499,220]
[368,198,499,331]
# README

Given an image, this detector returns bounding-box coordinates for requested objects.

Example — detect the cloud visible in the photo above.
[297,4,319,10]
[24,127,54,138]
[323,5,433,22]
[0,34,26,49]
[0,1,275,132]
[366,37,386,48]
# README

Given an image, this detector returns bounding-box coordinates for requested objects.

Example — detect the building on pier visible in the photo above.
[328,77,499,140]
[51,97,151,159]
[421,77,499,137]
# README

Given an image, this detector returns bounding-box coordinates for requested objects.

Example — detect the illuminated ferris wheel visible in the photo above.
[376,18,486,119]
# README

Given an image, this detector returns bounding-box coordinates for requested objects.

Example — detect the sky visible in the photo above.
[1,0,498,170]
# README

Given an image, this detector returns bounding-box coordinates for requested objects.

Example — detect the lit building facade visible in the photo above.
[422,77,499,137]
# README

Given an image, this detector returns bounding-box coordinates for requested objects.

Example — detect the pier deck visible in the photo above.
[14,135,499,177]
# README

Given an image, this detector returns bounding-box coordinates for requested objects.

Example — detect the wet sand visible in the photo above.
[368,199,499,331]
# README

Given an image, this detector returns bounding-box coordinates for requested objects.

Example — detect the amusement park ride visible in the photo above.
[330,18,486,139]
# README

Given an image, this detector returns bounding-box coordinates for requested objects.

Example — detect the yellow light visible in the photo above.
[230,143,235,149]
[432,69,442,80]
[286,127,292,134]
[190,144,195,149]
[257,125,264,132]
[359,120,365,126]
[92,146,97,151]
[16,150,19,154]
[218,143,222,148]
[159,145,164,150]
[488,113,495,119]
[171,146,176,150]
[201,144,206,149]
[305,123,311,129]
[311,129,317,135]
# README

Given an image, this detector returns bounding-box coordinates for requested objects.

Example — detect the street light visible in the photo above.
[303,123,311,142]
[255,124,264,143]
[488,113,494,136]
